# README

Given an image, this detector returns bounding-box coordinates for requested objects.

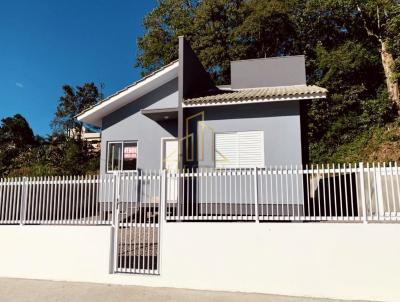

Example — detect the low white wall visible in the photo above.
[0,223,399,301]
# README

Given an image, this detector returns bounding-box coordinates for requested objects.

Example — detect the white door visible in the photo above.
[162,139,178,203]
[162,139,178,170]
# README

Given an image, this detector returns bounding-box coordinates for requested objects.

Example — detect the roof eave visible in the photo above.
[76,61,179,127]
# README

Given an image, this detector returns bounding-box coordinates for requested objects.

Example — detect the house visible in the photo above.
[68,126,101,152]
[81,128,101,152]
[77,37,326,175]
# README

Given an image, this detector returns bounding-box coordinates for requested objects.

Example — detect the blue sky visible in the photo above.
[0,0,156,136]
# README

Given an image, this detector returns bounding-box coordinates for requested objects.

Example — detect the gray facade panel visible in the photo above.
[100,79,178,173]
[145,78,179,110]
[184,101,304,207]
[231,56,306,89]
[184,101,303,168]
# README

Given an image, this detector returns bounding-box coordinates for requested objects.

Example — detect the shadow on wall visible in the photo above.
[305,173,359,217]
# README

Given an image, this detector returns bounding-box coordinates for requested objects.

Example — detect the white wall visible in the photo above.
[0,223,399,302]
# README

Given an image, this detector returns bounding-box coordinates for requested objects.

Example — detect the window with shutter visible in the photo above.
[215,132,239,168]
[215,131,264,168]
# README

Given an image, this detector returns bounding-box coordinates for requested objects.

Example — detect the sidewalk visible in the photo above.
[0,278,365,302]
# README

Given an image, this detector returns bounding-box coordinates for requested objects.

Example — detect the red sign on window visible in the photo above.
[124,146,137,159]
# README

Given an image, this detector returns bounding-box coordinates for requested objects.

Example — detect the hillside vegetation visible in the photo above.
[327,118,400,163]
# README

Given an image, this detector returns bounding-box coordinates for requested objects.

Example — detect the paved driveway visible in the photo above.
[0,278,366,302]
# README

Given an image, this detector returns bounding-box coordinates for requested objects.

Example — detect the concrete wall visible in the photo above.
[184,101,303,168]
[101,79,178,172]
[0,223,399,302]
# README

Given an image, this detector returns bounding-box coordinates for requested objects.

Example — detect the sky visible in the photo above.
[0,0,156,136]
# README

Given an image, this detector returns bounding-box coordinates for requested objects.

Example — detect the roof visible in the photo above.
[183,85,327,107]
[76,60,179,127]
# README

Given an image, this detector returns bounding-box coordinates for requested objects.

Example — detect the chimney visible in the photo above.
[230,55,306,89]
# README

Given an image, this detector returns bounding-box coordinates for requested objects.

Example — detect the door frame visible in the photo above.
[160,137,179,170]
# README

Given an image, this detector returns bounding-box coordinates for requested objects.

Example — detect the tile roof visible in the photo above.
[183,85,327,106]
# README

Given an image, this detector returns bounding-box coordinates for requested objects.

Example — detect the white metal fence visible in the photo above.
[165,163,400,222]
[0,175,114,225]
[1,162,400,226]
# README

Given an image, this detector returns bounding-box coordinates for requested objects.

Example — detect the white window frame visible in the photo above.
[106,140,138,173]
[214,130,265,169]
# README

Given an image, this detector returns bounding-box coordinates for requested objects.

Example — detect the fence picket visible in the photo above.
[0,164,399,225]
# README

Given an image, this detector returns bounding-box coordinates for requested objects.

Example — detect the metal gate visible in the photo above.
[113,171,162,275]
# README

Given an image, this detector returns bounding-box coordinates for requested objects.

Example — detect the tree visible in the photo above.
[0,81,103,177]
[191,0,244,83]
[136,0,197,76]
[51,83,102,137]
[0,114,35,148]
[356,0,400,113]
[235,0,298,56]
[308,0,400,113]
[307,41,392,161]
[0,114,37,176]
[9,134,100,177]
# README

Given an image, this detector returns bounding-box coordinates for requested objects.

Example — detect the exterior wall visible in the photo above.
[145,78,179,110]
[231,56,306,89]
[0,223,399,302]
[101,79,178,173]
[183,101,304,207]
[184,101,303,168]
[100,80,302,172]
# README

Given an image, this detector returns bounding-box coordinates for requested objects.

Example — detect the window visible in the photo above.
[108,142,122,171]
[122,142,137,170]
[107,141,137,172]
[215,131,264,168]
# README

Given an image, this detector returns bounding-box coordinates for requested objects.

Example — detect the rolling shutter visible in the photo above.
[215,131,264,168]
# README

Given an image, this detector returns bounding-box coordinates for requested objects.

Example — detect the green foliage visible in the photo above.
[384,132,400,142]
[0,114,36,176]
[322,129,376,163]
[1,82,102,178]
[136,0,197,75]
[191,0,244,82]
[51,83,102,136]
[6,134,99,178]
[307,41,389,159]
[361,88,394,127]
[318,116,400,163]
[0,114,35,147]
[386,3,400,80]
[236,0,299,56]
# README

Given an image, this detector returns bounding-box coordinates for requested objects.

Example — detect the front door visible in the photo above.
[162,139,178,204]
[162,139,178,170]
